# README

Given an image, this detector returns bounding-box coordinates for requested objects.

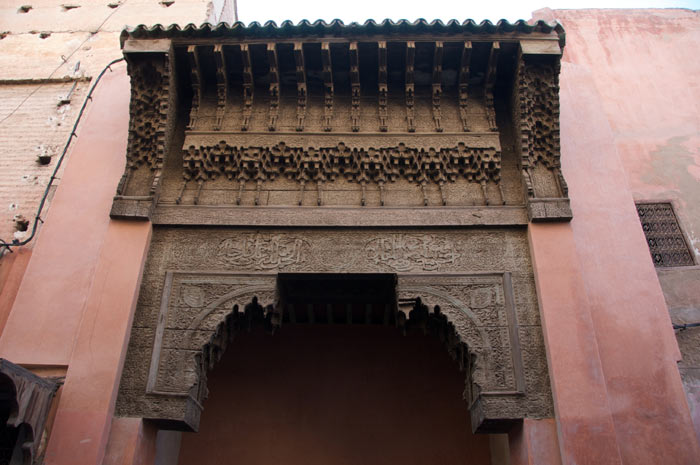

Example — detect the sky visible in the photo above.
[237,0,700,24]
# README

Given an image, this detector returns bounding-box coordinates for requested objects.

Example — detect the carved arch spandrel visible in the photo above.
[141,271,529,434]
[146,273,277,395]
[397,284,491,396]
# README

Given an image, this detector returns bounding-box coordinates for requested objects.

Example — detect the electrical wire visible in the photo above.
[0,58,126,257]
[0,0,127,125]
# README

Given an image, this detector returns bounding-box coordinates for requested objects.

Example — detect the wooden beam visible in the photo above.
[349,41,360,132]
[405,41,415,132]
[267,42,280,131]
[186,45,201,130]
[378,41,388,132]
[321,42,334,132]
[432,41,444,132]
[213,44,228,131]
[458,41,472,132]
[294,42,307,131]
[240,44,254,131]
[485,41,500,131]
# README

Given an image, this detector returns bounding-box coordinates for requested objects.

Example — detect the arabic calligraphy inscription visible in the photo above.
[218,234,310,270]
[366,234,461,272]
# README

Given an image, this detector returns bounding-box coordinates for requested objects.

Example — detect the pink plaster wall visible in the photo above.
[509,418,561,465]
[103,417,158,465]
[0,64,132,366]
[533,7,700,450]
[0,66,154,465]
[528,17,700,462]
[536,7,700,251]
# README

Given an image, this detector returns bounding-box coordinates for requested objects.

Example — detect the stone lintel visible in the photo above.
[470,395,522,434]
[151,205,529,227]
[520,39,561,56]
[123,38,172,54]
[527,198,573,222]
[110,196,155,220]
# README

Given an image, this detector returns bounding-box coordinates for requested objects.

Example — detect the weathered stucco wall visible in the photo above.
[533,7,700,444]
[0,0,229,243]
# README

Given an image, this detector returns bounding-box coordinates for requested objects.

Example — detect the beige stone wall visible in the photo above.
[0,0,228,243]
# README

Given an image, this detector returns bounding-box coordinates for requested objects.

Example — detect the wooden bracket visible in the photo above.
[241,44,254,131]
[405,41,415,132]
[459,41,472,132]
[432,41,444,132]
[186,45,201,130]
[294,42,307,131]
[267,42,280,131]
[321,42,334,132]
[349,42,360,132]
[213,44,228,131]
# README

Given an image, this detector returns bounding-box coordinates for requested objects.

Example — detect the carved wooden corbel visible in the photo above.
[186,45,201,130]
[237,148,266,205]
[405,41,416,132]
[485,42,500,132]
[294,42,307,131]
[297,148,326,205]
[515,41,572,221]
[349,42,360,132]
[111,39,174,220]
[321,42,334,132]
[378,41,388,132]
[240,44,254,131]
[459,41,472,132]
[213,44,227,131]
[432,41,444,132]
[267,42,280,131]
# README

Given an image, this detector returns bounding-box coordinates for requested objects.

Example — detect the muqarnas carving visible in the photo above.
[514,51,572,221]
[178,142,503,207]
[111,49,177,220]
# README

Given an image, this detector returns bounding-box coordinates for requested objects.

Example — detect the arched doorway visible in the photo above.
[177,274,494,465]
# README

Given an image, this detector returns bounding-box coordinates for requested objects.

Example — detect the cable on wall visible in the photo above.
[0,57,126,257]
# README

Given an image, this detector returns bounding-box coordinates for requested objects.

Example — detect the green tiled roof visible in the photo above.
[121,18,565,47]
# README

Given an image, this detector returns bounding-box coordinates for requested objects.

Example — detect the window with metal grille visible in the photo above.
[636,202,694,267]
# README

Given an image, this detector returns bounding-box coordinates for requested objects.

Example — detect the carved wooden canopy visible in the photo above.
[111,19,571,223]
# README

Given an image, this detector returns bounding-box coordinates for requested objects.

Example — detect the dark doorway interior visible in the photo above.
[177,275,492,465]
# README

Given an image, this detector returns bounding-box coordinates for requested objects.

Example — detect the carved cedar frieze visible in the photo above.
[177,142,502,207]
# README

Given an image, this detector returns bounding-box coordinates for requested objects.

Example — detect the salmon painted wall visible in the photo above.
[0,66,153,465]
[534,7,700,444]
[529,8,700,463]
[178,326,492,465]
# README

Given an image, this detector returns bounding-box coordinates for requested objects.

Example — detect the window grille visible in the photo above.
[636,202,694,267]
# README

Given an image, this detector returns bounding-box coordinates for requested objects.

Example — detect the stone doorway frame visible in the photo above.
[140,271,527,434]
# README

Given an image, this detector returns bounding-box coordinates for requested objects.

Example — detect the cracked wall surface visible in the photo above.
[0,0,228,242]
